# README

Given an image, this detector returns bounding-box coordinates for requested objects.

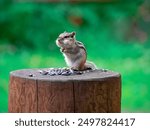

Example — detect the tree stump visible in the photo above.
[8,69,121,113]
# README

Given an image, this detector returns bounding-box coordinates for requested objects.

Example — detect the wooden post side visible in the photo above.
[37,81,74,112]
[107,77,121,112]
[74,81,108,113]
[9,75,37,112]
[8,69,121,113]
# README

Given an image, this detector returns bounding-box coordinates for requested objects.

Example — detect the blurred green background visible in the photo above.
[0,0,150,112]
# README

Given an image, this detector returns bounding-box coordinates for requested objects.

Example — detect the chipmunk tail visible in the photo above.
[84,61,97,70]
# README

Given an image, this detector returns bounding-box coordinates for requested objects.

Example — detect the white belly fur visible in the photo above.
[63,53,76,67]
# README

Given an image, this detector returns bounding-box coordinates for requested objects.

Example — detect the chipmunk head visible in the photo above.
[56,31,76,48]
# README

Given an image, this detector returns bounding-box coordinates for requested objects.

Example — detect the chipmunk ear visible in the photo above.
[71,32,76,37]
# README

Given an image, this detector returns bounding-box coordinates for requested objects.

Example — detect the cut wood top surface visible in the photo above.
[10,68,120,82]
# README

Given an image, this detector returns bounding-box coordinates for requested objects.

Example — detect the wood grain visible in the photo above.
[107,77,121,112]
[37,81,74,112]
[74,81,108,112]
[8,76,37,112]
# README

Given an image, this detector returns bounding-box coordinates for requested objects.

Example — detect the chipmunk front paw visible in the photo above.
[60,48,68,53]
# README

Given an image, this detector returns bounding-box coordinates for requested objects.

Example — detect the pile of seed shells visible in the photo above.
[39,68,90,76]
[28,68,108,77]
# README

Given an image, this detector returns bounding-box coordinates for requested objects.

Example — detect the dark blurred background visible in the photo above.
[0,0,150,112]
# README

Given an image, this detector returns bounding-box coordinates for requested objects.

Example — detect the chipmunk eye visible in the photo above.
[64,36,68,38]
[70,35,74,38]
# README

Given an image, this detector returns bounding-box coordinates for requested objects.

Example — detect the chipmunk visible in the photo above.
[56,31,97,71]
